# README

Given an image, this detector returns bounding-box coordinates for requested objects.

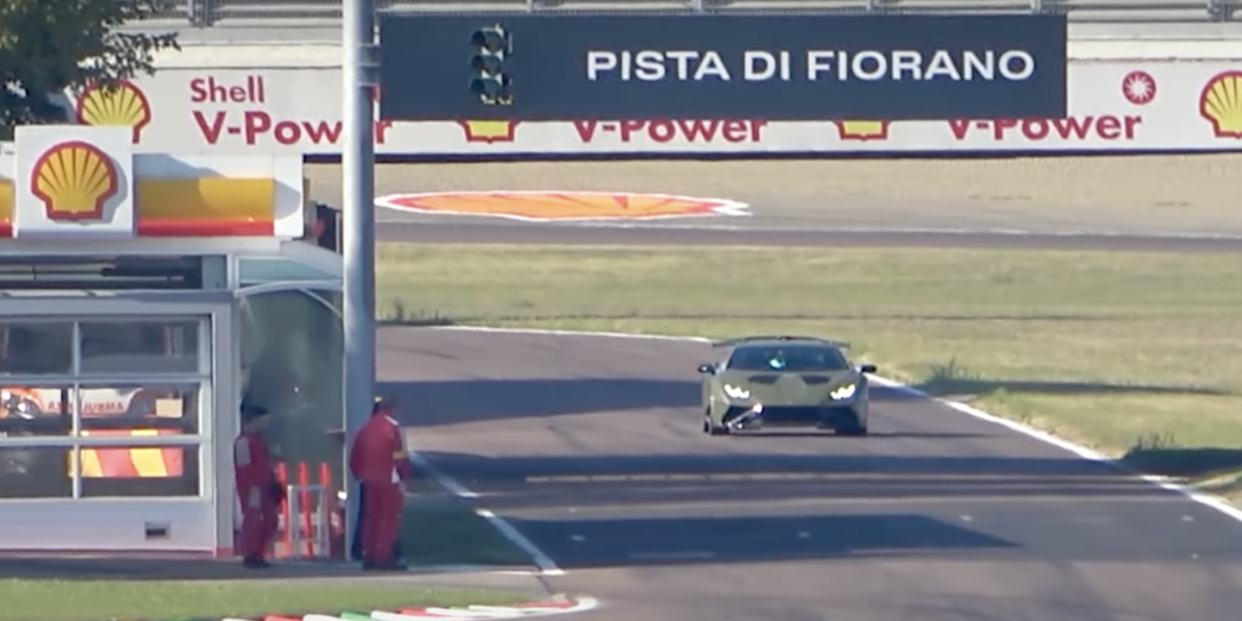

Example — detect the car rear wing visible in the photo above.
[711,335,851,349]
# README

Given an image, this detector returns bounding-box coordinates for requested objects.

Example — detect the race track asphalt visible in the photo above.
[371,176,1242,621]
[379,327,1242,621]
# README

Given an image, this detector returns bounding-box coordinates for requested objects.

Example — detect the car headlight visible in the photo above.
[830,383,857,400]
[723,384,751,400]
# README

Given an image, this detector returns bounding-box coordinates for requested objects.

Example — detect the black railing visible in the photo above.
[162,0,1240,26]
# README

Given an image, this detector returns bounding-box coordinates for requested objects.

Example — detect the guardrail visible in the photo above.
[161,0,1240,26]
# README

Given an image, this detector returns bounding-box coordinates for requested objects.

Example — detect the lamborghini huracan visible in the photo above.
[698,335,878,436]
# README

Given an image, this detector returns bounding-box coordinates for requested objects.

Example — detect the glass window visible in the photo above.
[0,322,72,375]
[241,291,342,479]
[727,345,851,372]
[79,320,202,375]
[239,257,337,285]
[0,384,72,436]
[0,447,73,498]
[78,445,199,497]
[75,383,201,436]
[308,288,342,317]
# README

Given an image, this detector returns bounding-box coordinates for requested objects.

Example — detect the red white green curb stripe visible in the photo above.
[219,595,599,621]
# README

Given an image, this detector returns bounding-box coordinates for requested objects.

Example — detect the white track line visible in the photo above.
[425,325,1242,527]
[377,596,602,619]
[866,376,1242,522]
[427,325,712,344]
[407,450,564,576]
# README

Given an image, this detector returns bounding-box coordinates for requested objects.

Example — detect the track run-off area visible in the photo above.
[312,156,1242,621]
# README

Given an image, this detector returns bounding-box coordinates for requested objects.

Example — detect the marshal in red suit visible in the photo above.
[234,404,284,568]
[349,395,414,570]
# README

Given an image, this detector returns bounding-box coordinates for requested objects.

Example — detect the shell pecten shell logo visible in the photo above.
[75,80,152,144]
[458,120,521,143]
[835,120,891,141]
[30,141,119,221]
[376,191,751,222]
[1200,71,1242,139]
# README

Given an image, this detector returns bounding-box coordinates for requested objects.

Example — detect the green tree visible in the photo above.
[0,0,179,139]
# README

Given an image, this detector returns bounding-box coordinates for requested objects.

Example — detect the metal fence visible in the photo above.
[162,0,1240,26]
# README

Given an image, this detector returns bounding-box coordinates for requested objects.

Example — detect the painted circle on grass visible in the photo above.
[375,191,751,222]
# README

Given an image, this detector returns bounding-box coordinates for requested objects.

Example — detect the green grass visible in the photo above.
[400,497,535,567]
[0,497,534,621]
[376,242,1242,497]
[0,579,522,621]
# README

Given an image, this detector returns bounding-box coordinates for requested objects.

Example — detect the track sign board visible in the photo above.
[377,13,1068,122]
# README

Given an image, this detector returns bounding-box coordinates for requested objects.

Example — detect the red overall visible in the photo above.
[234,429,280,560]
[349,412,413,565]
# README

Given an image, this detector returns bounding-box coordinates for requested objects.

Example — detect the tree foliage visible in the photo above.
[0,0,180,139]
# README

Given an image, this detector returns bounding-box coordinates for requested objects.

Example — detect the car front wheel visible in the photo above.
[703,410,730,436]
[836,424,868,436]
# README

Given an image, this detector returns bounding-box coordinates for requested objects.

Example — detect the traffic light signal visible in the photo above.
[469,24,512,106]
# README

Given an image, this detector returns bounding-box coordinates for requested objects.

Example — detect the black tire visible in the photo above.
[836,424,868,437]
[703,410,730,436]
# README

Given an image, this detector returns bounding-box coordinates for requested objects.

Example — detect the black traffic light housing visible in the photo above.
[469,24,512,106]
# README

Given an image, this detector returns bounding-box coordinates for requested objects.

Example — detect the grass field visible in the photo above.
[0,579,521,621]
[0,499,531,621]
[377,243,1242,497]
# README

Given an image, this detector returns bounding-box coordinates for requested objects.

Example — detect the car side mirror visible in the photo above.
[860,364,878,374]
[697,364,715,374]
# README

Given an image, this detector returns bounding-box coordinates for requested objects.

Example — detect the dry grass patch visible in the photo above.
[310,155,1242,233]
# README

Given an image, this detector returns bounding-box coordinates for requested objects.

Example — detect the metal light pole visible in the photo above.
[341,0,378,562]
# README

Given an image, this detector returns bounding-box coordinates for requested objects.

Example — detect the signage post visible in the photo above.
[341,0,378,563]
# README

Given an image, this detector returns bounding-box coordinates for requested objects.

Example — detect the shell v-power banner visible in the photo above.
[58,13,1242,158]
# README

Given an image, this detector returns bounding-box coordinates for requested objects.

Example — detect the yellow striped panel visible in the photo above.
[137,177,274,222]
[126,428,169,477]
[0,176,274,236]
[79,428,177,478]
[79,447,103,478]
[0,179,12,231]
[129,447,171,477]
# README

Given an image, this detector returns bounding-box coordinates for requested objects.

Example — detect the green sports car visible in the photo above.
[697,336,878,436]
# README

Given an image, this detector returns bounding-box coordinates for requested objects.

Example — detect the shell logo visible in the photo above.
[458,120,521,143]
[375,191,752,222]
[1121,70,1157,105]
[1200,71,1242,139]
[29,140,119,221]
[835,120,890,141]
[75,80,152,144]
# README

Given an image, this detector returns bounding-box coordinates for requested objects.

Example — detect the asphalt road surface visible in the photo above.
[381,328,1242,621]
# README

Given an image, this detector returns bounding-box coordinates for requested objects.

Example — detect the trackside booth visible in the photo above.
[0,125,344,556]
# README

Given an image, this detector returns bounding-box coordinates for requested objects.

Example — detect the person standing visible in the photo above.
[234,403,284,568]
[350,469,406,562]
[348,396,413,571]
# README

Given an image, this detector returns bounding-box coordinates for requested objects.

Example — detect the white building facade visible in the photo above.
[0,125,343,555]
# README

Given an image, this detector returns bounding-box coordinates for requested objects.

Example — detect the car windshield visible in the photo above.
[726,345,850,372]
